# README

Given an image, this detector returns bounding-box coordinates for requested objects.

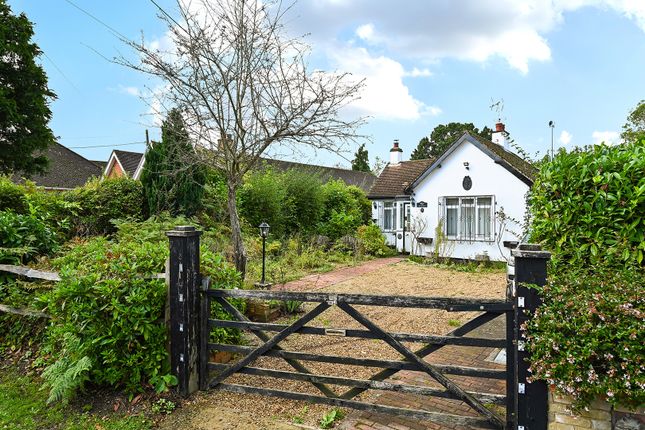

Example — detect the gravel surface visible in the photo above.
[163,260,506,429]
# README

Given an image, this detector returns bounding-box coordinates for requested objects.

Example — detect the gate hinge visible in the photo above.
[518,383,526,394]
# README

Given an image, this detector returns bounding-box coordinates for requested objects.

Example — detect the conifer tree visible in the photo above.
[0,1,56,175]
[351,144,370,172]
[141,109,206,216]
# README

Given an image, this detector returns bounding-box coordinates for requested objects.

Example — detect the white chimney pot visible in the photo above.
[390,139,403,164]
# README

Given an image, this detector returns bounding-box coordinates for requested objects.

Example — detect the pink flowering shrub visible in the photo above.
[525,267,644,409]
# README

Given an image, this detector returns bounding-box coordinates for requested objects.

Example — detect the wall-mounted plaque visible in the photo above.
[463,176,472,190]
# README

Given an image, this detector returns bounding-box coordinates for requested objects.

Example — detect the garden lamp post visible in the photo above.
[257,222,271,288]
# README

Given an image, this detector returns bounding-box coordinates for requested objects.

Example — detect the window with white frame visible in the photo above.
[442,196,494,240]
[383,201,396,231]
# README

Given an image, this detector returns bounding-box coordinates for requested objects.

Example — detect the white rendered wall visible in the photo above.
[410,141,529,261]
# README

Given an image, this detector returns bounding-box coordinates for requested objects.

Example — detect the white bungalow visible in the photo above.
[368,124,536,262]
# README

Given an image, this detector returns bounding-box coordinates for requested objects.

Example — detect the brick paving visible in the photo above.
[338,316,507,430]
[279,257,404,291]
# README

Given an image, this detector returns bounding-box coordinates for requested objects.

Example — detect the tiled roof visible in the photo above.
[91,160,108,170]
[367,159,434,199]
[113,150,144,177]
[16,143,103,189]
[258,158,376,192]
[467,133,537,182]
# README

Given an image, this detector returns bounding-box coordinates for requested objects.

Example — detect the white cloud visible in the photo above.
[592,130,621,145]
[329,47,439,120]
[119,85,140,97]
[404,67,433,78]
[355,23,375,41]
[559,130,573,146]
[289,0,645,74]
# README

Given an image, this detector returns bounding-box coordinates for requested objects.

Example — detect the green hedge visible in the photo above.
[527,141,645,409]
[529,142,645,267]
[238,169,370,239]
[67,177,144,236]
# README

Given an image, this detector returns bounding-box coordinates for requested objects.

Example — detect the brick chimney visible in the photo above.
[491,122,509,150]
[390,139,403,164]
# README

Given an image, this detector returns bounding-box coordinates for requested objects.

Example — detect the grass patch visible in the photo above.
[406,257,506,273]
[0,367,151,430]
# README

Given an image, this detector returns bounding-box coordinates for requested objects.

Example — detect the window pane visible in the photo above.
[461,202,475,239]
[446,198,459,206]
[446,208,458,236]
[478,207,491,237]
[478,197,492,206]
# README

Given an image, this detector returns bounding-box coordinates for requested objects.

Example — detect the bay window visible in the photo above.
[442,196,494,241]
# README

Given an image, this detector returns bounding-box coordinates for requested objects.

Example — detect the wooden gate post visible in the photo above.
[512,244,550,430]
[167,225,202,397]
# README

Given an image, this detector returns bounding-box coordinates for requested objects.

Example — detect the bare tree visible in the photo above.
[408,214,428,256]
[119,0,365,276]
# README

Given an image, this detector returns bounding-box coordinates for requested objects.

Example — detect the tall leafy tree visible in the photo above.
[410,137,431,160]
[351,144,370,172]
[0,1,56,175]
[621,100,645,143]
[410,123,493,160]
[140,109,206,216]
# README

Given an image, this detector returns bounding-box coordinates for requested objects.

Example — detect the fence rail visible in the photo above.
[206,288,513,312]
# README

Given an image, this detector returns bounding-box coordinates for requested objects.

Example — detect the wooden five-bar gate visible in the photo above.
[166,226,549,429]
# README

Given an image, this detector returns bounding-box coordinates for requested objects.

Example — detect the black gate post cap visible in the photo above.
[511,244,551,259]
[166,225,203,237]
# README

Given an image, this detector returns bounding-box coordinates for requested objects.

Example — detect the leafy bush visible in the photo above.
[0,176,28,213]
[529,142,645,267]
[238,168,286,236]
[282,169,324,235]
[356,224,394,256]
[319,180,369,239]
[319,210,360,240]
[0,211,58,263]
[526,267,644,409]
[68,177,144,235]
[41,216,243,402]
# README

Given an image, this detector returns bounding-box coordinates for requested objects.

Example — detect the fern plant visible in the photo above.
[41,333,92,404]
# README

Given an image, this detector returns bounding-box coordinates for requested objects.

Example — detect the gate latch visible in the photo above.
[327,295,338,306]
[324,328,346,337]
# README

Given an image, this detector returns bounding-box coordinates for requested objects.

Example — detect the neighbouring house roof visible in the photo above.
[257,158,376,192]
[14,142,103,190]
[100,149,376,192]
[91,160,108,170]
[409,132,537,189]
[367,159,435,199]
[113,150,144,177]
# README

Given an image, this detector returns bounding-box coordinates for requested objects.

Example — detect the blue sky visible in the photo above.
[7,0,645,167]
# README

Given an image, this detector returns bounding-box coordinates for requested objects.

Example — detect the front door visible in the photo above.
[401,202,412,254]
